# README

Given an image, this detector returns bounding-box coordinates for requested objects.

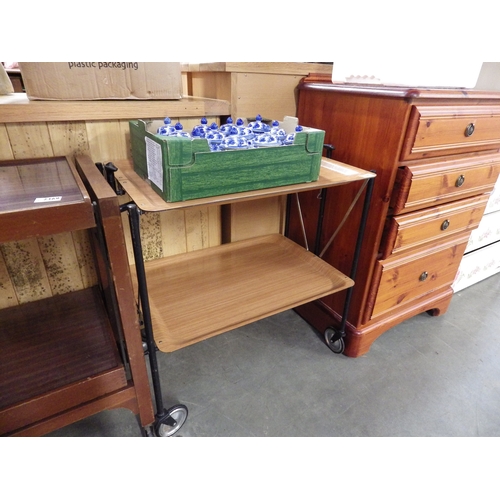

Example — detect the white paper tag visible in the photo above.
[145,137,163,191]
[322,162,358,175]
[34,196,62,203]
[322,161,373,178]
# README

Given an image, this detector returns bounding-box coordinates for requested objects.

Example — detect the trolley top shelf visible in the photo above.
[113,157,375,213]
[0,156,95,243]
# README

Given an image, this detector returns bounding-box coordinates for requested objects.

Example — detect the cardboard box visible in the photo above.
[452,240,500,292]
[0,64,15,94]
[19,62,183,100]
[129,119,324,202]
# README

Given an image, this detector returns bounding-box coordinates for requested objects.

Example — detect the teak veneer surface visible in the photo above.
[113,157,374,212]
[130,234,353,352]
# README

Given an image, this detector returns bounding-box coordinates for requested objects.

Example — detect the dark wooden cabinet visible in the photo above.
[287,78,500,357]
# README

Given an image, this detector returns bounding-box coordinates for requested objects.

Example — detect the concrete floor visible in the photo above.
[48,273,500,437]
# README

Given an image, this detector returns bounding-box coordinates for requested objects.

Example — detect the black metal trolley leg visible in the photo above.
[121,202,188,437]
[323,175,375,354]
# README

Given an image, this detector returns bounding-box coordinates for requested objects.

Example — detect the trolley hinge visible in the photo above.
[95,161,125,195]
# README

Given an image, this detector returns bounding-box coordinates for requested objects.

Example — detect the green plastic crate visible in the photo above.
[129,119,324,202]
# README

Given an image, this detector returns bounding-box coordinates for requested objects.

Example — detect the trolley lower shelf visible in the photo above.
[130,234,353,352]
[0,286,127,435]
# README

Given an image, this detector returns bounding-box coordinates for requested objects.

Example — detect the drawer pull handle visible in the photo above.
[455,175,465,187]
[464,123,475,137]
[441,219,450,231]
[419,271,428,282]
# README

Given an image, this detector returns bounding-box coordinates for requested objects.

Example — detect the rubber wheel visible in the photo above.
[324,327,345,354]
[154,404,188,437]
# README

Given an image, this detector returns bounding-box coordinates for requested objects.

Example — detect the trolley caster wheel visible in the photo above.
[154,404,188,437]
[324,327,345,354]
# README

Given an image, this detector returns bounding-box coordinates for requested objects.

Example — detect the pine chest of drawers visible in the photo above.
[287,79,500,357]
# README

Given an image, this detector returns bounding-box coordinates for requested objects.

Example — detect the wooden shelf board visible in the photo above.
[0,94,231,123]
[186,62,333,76]
[114,158,375,213]
[0,286,125,413]
[130,234,353,352]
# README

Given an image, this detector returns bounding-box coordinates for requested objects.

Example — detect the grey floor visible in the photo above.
[48,273,500,437]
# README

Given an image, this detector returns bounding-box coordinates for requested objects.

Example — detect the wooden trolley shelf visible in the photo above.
[0,286,127,435]
[113,157,375,212]
[131,234,353,352]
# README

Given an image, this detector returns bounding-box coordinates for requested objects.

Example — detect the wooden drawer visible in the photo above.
[391,152,500,214]
[401,105,500,160]
[380,194,489,259]
[369,234,469,319]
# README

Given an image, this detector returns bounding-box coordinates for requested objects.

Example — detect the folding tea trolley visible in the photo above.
[88,154,375,436]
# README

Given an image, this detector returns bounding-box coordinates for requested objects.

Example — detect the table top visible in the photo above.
[114,157,375,213]
[0,156,86,215]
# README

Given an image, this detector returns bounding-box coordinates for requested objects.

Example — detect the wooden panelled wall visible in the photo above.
[0,116,222,310]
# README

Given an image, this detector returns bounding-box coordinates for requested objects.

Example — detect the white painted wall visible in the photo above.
[332,62,484,88]
[475,63,500,90]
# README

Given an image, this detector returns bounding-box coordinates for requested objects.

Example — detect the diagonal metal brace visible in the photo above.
[319,178,370,259]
